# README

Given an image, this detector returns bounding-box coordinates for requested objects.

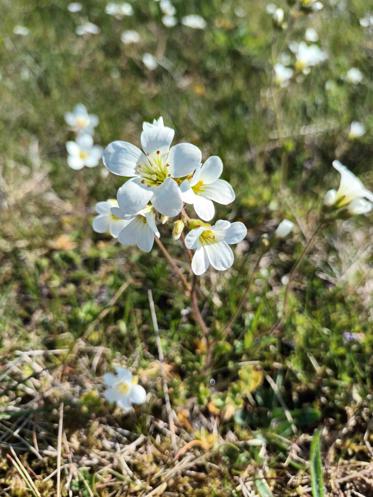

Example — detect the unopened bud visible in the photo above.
[275,219,294,239]
[188,218,210,229]
[172,220,185,240]
[160,215,169,225]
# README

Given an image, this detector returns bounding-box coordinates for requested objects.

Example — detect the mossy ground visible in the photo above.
[0,0,372,495]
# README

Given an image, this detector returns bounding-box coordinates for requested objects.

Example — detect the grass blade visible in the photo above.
[255,474,274,497]
[310,430,325,497]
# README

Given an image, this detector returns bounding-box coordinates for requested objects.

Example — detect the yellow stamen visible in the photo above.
[200,229,216,245]
[116,382,130,395]
[192,180,205,194]
[79,150,89,160]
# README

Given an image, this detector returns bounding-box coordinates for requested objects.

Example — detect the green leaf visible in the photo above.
[310,430,325,497]
[255,476,274,497]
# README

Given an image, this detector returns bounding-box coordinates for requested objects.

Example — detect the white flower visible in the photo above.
[181,15,207,30]
[103,116,202,217]
[103,367,146,412]
[13,25,30,36]
[66,134,103,170]
[114,204,160,252]
[185,220,247,275]
[345,67,363,84]
[273,8,285,25]
[121,30,141,44]
[67,2,82,13]
[142,53,158,71]
[181,156,235,221]
[305,28,318,42]
[160,0,176,16]
[274,63,293,87]
[76,22,100,36]
[105,2,134,18]
[348,121,366,140]
[65,104,99,135]
[301,0,323,11]
[266,4,277,14]
[360,14,373,28]
[290,42,327,73]
[92,199,130,237]
[275,219,294,238]
[162,15,177,27]
[324,160,373,215]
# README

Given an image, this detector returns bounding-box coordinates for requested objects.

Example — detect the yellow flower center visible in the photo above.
[79,150,89,160]
[192,180,205,194]
[76,117,88,129]
[137,152,168,187]
[295,60,306,72]
[110,213,121,221]
[200,229,216,245]
[115,382,130,395]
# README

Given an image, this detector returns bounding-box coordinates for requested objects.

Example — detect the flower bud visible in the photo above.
[275,219,294,239]
[187,218,210,229]
[172,220,185,240]
[160,215,169,225]
[323,189,337,207]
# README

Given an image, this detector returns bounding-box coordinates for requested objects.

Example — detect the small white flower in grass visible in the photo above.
[305,28,318,42]
[345,68,363,84]
[105,2,134,18]
[290,42,327,74]
[142,53,158,71]
[181,15,207,30]
[300,0,323,11]
[274,63,293,87]
[103,116,202,217]
[181,156,235,221]
[324,160,373,215]
[67,2,82,13]
[360,14,373,28]
[65,104,99,134]
[66,134,103,170]
[121,30,141,44]
[275,219,294,238]
[185,220,247,275]
[13,25,30,36]
[162,15,177,27]
[160,0,176,16]
[103,367,146,412]
[348,121,366,140]
[92,199,130,238]
[114,204,160,253]
[76,22,100,36]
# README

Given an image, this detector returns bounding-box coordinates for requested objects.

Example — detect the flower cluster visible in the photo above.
[93,117,247,275]
[65,104,103,170]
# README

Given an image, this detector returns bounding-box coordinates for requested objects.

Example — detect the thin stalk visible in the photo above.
[155,237,191,292]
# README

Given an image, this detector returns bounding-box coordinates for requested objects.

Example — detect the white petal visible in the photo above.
[66,141,79,156]
[205,242,234,271]
[214,220,231,230]
[185,227,206,249]
[86,146,103,167]
[181,186,197,204]
[110,219,131,238]
[104,388,121,403]
[103,373,117,387]
[67,156,84,170]
[118,218,155,252]
[64,112,75,126]
[141,120,174,154]
[202,179,235,205]
[191,247,210,275]
[77,134,93,148]
[348,198,372,215]
[92,214,110,234]
[117,178,153,215]
[223,222,247,244]
[324,189,337,206]
[136,222,156,252]
[144,210,160,237]
[168,143,202,178]
[115,367,132,381]
[199,156,223,184]
[193,196,215,221]
[103,141,143,177]
[333,160,367,203]
[117,398,133,411]
[151,178,182,217]
[129,384,147,404]
[275,219,294,239]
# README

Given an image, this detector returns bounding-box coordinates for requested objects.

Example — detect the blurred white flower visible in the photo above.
[360,14,373,28]
[142,53,158,70]
[300,0,323,11]
[266,3,277,14]
[105,2,134,18]
[13,25,30,36]
[181,156,235,221]
[324,160,373,215]
[76,21,100,36]
[162,15,177,27]
[103,367,146,412]
[345,67,363,84]
[305,28,318,42]
[66,134,103,170]
[115,205,160,252]
[65,104,99,135]
[185,220,247,275]
[275,219,294,238]
[348,121,366,140]
[274,63,293,87]
[103,116,202,217]
[290,42,327,73]
[92,199,130,237]
[67,2,82,13]
[181,15,207,30]
[121,30,141,44]
[160,0,176,16]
